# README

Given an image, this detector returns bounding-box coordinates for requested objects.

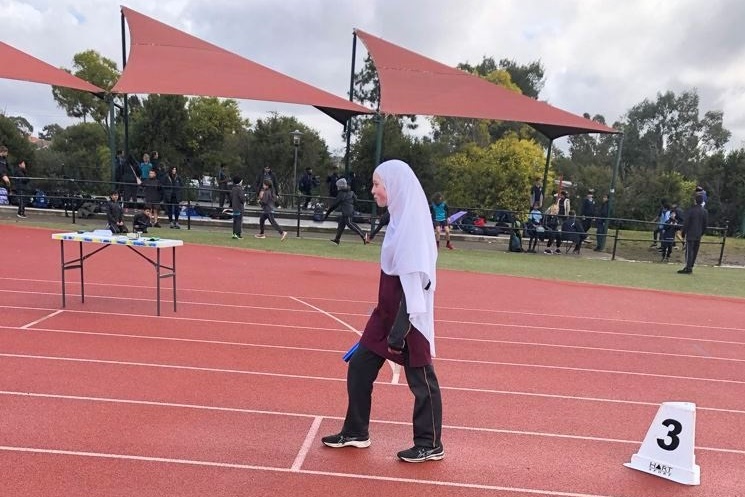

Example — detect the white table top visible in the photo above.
[52,231,184,248]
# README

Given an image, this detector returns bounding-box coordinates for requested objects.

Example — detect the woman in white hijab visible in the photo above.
[322,159,443,463]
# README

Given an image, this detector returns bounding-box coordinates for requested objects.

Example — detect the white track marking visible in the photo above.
[0,445,626,497]
[20,310,63,329]
[3,354,745,415]
[3,277,744,332]
[291,416,322,471]
[1,391,743,454]
[290,297,398,382]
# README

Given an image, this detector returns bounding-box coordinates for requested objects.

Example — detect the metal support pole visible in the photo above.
[608,133,625,219]
[541,139,553,207]
[121,11,130,158]
[343,31,358,178]
[370,113,384,232]
[292,144,299,209]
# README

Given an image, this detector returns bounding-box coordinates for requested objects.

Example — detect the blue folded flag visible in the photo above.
[343,342,360,362]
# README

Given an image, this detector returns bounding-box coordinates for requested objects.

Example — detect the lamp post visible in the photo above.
[290,130,303,207]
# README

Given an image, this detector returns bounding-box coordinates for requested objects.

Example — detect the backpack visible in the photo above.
[509,231,523,252]
[0,187,8,205]
[313,204,325,222]
[33,190,49,208]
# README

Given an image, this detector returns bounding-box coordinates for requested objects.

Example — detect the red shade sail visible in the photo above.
[113,7,371,124]
[0,41,104,93]
[355,29,618,140]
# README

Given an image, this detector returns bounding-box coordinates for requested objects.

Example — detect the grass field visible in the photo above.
[3,216,744,300]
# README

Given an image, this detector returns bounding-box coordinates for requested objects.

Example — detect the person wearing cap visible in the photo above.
[321,159,443,463]
[694,186,707,207]
[324,177,367,245]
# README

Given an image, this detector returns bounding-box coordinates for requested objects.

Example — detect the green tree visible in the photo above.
[436,133,546,213]
[0,115,35,165]
[51,123,108,185]
[129,94,190,170]
[8,116,33,136]
[619,89,730,180]
[349,116,438,204]
[245,113,331,195]
[39,124,63,141]
[184,97,247,179]
[52,50,119,129]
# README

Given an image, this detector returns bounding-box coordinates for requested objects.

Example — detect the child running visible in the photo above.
[255,179,287,240]
[430,192,453,250]
[324,178,367,245]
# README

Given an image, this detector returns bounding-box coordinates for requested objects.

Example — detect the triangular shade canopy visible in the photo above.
[0,41,104,93]
[355,29,617,140]
[113,7,372,124]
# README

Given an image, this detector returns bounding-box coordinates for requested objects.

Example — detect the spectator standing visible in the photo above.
[255,179,287,241]
[324,178,367,245]
[678,195,708,274]
[594,193,609,252]
[430,192,453,250]
[105,191,127,233]
[580,189,596,233]
[529,177,543,208]
[255,165,278,198]
[660,210,680,262]
[14,160,30,218]
[299,167,319,209]
[0,145,10,189]
[650,200,670,248]
[230,176,245,239]
[162,166,183,229]
[321,159,443,463]
[557,191,570,219]
[139,153,152,181]
[114,150,126,192]
[121,155,141,210]
[326,166,341,199]
[142,169,162,227]
[695,186,707,207]
[216,164,229,208]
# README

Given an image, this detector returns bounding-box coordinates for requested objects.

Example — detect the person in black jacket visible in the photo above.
[561,210,587,254]
[0,145,10,190]
[325,178,367,245]
[254,179,287,240]
[161,166,183,229]
[15,160,30,218]
[133,207,152,233]
[105,191,127,234]
[230,176,245,239]
[255,165,278,198]
[121,155,141,210]
[678,194,708,274]
[142,169,162,227]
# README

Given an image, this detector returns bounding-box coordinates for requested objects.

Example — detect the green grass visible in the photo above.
[5,217,744,300]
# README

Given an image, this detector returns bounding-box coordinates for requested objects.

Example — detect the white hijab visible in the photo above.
[374,160,438,356]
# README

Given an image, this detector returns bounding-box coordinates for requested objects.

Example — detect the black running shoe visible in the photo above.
[397,444,445,462]
[321,433,370,448]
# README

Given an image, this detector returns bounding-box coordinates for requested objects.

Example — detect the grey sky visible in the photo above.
[2,0,745,154]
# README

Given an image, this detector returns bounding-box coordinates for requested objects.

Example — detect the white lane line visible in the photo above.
[0,445,623,497]
[290,297,398,381]
[5,277,743,332]
[2,391,744,455]
[20,310,63,330]
[291,416,322,471]
[3,354,745,415]
[5,324,745,366]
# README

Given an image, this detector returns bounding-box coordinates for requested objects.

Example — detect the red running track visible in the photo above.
[1,225,744,497]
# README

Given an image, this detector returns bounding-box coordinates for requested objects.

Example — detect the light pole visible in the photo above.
[290,130,303,207]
